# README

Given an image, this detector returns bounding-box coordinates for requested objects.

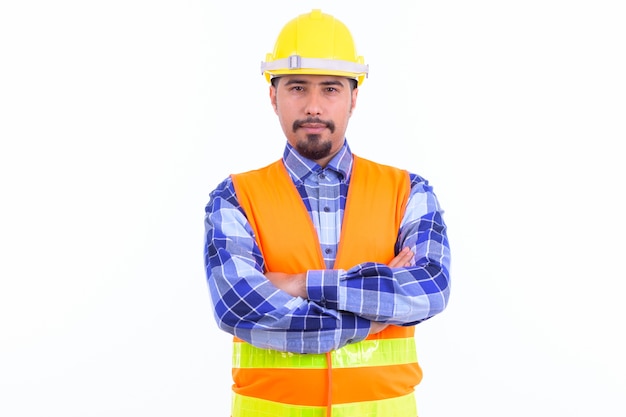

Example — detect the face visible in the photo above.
[270,74,358,167]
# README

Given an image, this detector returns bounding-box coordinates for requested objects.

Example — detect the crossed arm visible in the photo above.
[204,175,450,354]
[264,247,415,335]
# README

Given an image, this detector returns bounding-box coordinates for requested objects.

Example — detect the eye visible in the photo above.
[290,85,305,92]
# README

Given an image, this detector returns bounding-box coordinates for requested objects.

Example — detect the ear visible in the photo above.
[349,86,359,115]
[269,85,278,114]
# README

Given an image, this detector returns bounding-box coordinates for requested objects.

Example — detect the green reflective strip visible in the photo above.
[233,338,416,369]
[233,393,325,417]
[333,393,417,417]
[232,392,417,417]
[233,343,327,369]
[331,337,417,368]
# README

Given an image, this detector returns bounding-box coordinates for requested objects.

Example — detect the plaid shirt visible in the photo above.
[204,141,451,354]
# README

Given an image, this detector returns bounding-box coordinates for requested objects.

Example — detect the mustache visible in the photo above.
[292,118,335,133]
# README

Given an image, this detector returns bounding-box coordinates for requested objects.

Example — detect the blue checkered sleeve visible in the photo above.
[306,174,451,325]
[204,177,371,354]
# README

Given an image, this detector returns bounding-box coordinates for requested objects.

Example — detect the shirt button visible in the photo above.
[318,173,326,179]
[323,206,330,212]
[325,248,332,254]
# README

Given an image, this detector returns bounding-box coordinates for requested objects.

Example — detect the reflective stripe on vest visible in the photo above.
[232,392,417,417]
[234,337,417,369]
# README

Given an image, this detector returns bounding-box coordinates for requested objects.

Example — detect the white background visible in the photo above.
[1,1,625,416]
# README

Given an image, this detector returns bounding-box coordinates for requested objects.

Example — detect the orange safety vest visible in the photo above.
[230,155,422,417]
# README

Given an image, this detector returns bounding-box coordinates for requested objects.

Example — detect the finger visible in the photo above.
[388,248,413,268]
[388,255,403,268]
[396,249,414,267]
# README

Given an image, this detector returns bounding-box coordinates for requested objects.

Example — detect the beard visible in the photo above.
[292,117,335,161]
[295,134,333,160]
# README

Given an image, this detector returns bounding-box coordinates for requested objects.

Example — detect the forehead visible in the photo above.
[277,74,352,87]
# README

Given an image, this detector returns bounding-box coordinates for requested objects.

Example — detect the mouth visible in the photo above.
[293,118,335,133]
[299,123,328,134]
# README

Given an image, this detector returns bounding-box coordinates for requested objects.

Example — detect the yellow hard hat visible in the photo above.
[260,9,369,86]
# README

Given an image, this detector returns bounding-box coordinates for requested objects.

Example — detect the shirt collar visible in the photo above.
[282,141,353,184]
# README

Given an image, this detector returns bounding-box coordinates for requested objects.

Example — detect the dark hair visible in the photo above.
[271,77,358,90]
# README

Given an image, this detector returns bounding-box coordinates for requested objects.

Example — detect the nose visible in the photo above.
[305,91,322,116]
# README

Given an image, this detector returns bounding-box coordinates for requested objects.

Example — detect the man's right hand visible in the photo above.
[388,246,414,268]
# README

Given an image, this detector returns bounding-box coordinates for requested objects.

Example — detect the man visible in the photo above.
[204,9,451,417]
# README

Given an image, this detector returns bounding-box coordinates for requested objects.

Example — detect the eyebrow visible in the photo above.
[283,78,345,87]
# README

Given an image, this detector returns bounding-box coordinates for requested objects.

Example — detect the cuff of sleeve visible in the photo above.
[307,269,341,310]
[339,314,370,347]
